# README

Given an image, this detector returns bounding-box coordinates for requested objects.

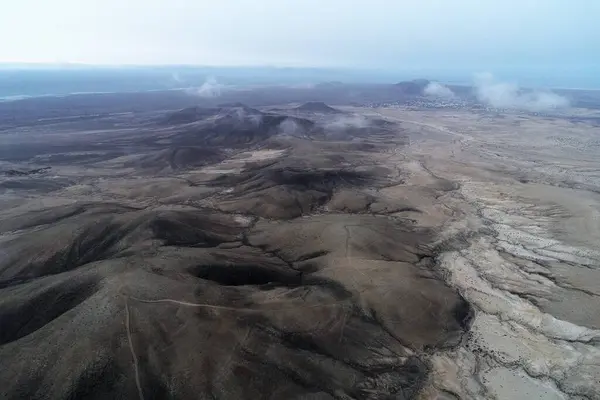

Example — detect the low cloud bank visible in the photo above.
[423,82,455,98]
[474,72,569,111]
[279,118,302,135]
[325,115,370,130]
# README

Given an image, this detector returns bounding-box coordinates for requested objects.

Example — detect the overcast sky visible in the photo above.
[1,0,598,70]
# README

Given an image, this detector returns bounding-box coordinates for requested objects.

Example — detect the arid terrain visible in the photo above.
[0,88,599,400]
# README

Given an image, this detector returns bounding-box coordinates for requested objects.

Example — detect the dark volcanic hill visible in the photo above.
[296,101,341,113]
[394,79,430,95]
[0,94,473,400]
[171,114,316,147]
[163,104,263,125]
[159,105,318,147]
[209,164,376,218]
[125,147,225,172]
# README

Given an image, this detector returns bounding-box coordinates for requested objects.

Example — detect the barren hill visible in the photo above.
[2,87,600,400]
[296,101,342,113]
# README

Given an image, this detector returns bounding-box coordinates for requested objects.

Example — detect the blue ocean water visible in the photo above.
[0,69,187,99]
[0,66,386,99]
[0,66,598,100]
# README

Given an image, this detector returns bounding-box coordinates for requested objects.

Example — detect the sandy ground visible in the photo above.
[368,107,600,400]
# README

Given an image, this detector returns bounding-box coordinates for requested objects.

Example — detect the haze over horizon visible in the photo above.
[1,0,600,89]
[2,0,598,69]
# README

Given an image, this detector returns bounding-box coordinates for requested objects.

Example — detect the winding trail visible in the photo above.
[123,295,351,397]
[124,300,144,400]
[128,296,345,311]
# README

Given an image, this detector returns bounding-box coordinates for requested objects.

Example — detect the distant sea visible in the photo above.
[0,67,391,100]
[0,69,192,100]
[1,66,598,100]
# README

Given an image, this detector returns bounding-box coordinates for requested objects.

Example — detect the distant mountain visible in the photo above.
[216,102,257,109]
[394,79,431,95]
[296,101,341,113]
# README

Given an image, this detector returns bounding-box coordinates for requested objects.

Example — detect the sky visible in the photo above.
[1,0,599,72]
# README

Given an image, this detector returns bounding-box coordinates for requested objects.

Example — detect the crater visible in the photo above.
[188,263,302,286]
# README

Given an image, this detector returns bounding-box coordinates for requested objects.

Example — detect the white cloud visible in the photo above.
[423,82,455,98]
[278,118,302,135]
[325,115,370,130]
[474,72,569,111]
[187,77,223,98]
